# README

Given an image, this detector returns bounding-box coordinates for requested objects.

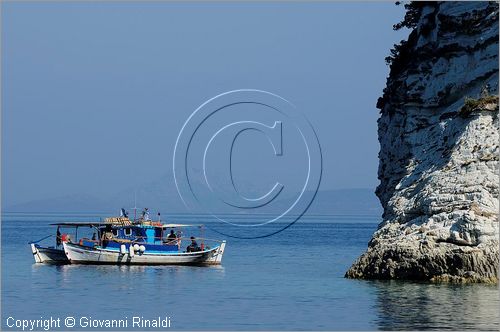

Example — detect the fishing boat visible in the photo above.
[30,243,68,264]
[29,223,95,264]
[62,216,226,265]
[29,208,227,265]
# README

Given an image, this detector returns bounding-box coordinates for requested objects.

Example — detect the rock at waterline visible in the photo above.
[346,1,499,283]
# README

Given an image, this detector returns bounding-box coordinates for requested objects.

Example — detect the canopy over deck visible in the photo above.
[49,222,203,228]
[50,222,103,227]
[160,223,203,228]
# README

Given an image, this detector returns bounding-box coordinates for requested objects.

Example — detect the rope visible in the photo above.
[28,234,53,244]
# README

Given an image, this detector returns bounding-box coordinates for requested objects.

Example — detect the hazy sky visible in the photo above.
[1,2,409,208]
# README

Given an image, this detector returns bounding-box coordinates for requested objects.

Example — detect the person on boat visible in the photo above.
[102,224,114,244]
[61,234,72,243]
[141,208,151,221]
[56,227,62,247]
[165,230,177,245]
[120,208,129,218]
[187,236,201,252]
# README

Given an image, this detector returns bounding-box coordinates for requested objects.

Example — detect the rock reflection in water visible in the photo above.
[371,280,499,330]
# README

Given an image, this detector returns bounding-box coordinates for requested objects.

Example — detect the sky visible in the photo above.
[1,1,409,209]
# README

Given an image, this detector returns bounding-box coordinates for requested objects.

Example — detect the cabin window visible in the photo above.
[112,229,118,237]
[124,228,132,236]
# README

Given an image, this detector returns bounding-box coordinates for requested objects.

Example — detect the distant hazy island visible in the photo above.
[3,187,382,217]
[347,1,499,283]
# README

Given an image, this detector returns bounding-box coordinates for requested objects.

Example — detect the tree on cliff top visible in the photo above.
[393,1,427,31]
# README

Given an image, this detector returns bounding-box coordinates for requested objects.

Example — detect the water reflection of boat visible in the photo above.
[30,212,226,266]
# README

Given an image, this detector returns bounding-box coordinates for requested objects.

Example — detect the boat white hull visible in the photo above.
[63,241,226,265]
[31,243,69,264]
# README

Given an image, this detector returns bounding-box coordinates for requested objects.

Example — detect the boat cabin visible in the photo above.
[98,224,184,244]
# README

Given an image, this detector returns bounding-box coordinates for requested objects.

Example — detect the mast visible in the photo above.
[131,191,138,222]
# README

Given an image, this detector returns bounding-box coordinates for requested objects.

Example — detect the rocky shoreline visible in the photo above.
[346,1,499,283]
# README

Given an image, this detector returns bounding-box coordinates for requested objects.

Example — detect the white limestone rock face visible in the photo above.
[346,1,499,282]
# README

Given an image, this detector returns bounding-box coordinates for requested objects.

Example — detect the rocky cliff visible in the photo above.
[346,1,499,282]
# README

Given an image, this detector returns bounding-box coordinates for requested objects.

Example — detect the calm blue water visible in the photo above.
[2,213,499,331]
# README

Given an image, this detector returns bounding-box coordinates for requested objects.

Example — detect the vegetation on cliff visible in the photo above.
[459,95,499,117]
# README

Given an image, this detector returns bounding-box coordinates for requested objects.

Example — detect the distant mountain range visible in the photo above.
[306,188,382,215]
[3,186,382,216]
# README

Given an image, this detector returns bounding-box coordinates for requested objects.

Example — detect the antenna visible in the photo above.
[131,190,138,222]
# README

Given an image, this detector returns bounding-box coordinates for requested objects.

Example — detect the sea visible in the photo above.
[1,213,499,331]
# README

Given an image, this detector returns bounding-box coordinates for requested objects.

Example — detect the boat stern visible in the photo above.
[205,241,226,265]
[31,243,43,263]
[30,243,68,264]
